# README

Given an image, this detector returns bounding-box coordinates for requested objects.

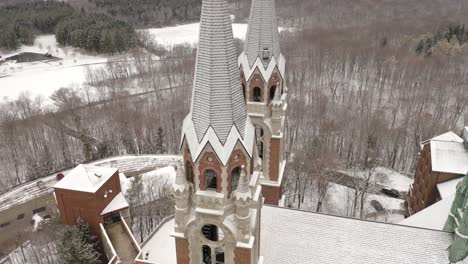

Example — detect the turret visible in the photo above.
[172,162,191,234]
[234,166,252,243]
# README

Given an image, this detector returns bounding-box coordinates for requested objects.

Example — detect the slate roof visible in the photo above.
[142,206,456,264]
[190,0,247,144]
[244,0,281,68]
[261,206,453,264]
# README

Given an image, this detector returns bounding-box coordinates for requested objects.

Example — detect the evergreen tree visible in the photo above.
[57,220,101,264]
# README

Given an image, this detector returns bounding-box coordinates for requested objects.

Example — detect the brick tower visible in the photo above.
[239,0,287,205]
[172,0,263,263]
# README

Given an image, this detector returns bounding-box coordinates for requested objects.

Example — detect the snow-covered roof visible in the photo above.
[261,206,453,263]
[432,131,464,143]
[430,138,468,175]
[188,0,247,144]
[142,206,454,264]
[100,192,129,216]
[437,177,463,199]
[399,195,454,231]
[244,0,281,68]
[53,164,117,193]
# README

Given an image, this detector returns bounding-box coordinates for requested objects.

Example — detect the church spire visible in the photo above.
[190,0,247,144]
[244,0,281,67]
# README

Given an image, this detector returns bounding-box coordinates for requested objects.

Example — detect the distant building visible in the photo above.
[406,127,468,216]
[54,164,140,263]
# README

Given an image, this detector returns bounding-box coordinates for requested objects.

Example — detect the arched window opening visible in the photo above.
[269,85,277,102]
[185,161,193,183]
[215,247,225,264]
[201,225,224,242]
[253,87,262,102]
[231,167,241,192]
[202,245,211,264]
[206,170,217,191]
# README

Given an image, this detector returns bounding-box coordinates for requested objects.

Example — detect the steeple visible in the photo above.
[190,0,247,144]
[244,0,281,67]
[238,0,287,205]
[175,0,262,263]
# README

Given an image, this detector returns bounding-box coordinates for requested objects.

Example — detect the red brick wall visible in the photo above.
[234,247,252,264]
[262,185,281,205]
[269,138,281,182]
[175,238,190,264]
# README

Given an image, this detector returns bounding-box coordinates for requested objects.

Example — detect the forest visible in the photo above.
[88,0,202,27]
[0,2,136,53]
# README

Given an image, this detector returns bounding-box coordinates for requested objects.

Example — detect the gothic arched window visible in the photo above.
[215,247,225,263]
[206,170,217,191]
[253,87,262,102]
[231,167,241,192]
[269,85,277,102]
[202,245,211,264]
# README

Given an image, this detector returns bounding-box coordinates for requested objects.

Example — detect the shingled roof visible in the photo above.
[190,0,247,144]
[244,0,281,68]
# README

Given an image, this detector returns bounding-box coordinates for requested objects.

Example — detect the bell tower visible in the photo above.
[172,0,263,263]
[239,0,287,205]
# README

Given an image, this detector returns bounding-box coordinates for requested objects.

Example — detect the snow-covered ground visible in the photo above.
[0,35,107,102]
[143,23,249,46]
[286,167,410,223]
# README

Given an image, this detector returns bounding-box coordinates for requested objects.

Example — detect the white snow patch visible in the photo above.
[399,194,454,230]
[437,177,463,199]
[32,214,43,232]
[101,192,129,216]
[143,23,248,47]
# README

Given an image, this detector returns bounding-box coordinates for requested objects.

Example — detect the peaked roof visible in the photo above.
[244,0,281,67]
[190,0,247,144]
[54,164,117,193]
[432,131,464,143]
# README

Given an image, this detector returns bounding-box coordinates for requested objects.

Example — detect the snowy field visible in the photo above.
[142,23,249,46]
[0,35,108,102]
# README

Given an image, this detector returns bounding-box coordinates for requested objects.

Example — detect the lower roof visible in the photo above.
[261,206,452,264]
[142,206,454,264]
